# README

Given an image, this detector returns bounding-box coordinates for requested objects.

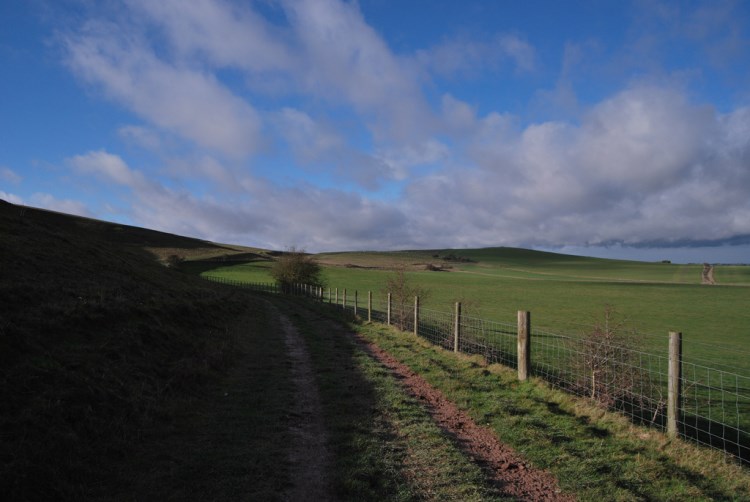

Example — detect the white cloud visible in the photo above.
[68,149,408,251]
[1,167,22,185]
[117,125,162,151]
[62,0,439,185]
[62,20,262,158]
[402,85,750,250]
[166,154,241,190]
[374,140,450,180]
[281,0,434,142]
[50,2,750,254]
[69,150,147,188]
[274,108,344,163]
[417,33,536,77]
[126,0,294,73]
[0,191,24,205]
[29,193,94,218]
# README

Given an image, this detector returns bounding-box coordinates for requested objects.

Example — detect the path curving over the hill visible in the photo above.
[702,263,716,284]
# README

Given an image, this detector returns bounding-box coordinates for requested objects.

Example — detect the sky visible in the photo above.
[1,0,749,263]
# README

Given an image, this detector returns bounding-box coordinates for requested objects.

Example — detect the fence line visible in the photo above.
[202,275,750,464]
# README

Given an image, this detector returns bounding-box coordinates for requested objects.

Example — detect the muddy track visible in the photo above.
[290,302,573,501]
[266,302,334,501]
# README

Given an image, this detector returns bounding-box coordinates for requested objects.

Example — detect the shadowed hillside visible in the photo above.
[0,201,269,499]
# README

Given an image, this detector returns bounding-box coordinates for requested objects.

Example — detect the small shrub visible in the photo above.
[270,247,324,292]
[577,306,641,405]
[383,267,428,330]
[166,254,184,268]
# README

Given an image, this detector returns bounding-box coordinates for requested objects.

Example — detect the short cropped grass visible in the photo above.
[196,253,750,374]
[276,297,502,501]
[96,301,295,500]
[0,202,292,499]
[355,321,750,501]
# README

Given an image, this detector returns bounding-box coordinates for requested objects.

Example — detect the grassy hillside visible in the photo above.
[6,201,749,498]
[318,247,750,285]
[0,201,283,499]
[199,247,750,374]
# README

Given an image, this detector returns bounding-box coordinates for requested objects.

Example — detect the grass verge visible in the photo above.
[354,321,750,501]
[276,297,504,501]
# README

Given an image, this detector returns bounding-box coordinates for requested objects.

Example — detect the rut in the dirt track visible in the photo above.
[268,302,334,501]
[288,302,573,501]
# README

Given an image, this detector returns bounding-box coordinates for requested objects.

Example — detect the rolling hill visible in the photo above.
[0,200,270,498]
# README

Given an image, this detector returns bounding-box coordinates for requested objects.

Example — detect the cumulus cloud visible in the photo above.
[69,150,148,188]
[117,125,162,151]
[49,1,750,254]
[1,167,22,185]
[281,0,434,142]
[126,0,294,73]
[403,85,750,249]
[68,149,408,251]
[0,191,24,205]
[61,0,439,185]
[62,20,263,158]
[374,140,451,180]
[29,193,94,218]
[417,33,536,78]
[274,108,344,163]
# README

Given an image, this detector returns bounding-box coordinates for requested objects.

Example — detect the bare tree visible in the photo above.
[383,267,428,331]
[577,306,642,406]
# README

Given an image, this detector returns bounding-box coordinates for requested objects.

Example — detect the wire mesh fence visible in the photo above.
[202,275,750,464]
[418,307,454,351]
[204,275,278,293]
[681,362,750,460]
[458,313,518,367]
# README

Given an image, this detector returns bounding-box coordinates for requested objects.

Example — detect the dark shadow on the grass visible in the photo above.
[274,296,417,501]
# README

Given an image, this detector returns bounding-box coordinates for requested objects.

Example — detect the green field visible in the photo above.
[191,249,750,464]
[5,199,750,495]
[189,248,750,373]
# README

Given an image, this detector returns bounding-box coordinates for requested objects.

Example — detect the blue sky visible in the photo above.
[1,0,749,263]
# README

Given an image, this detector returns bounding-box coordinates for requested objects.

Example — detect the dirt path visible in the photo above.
[292,301,573,501]
[266,303,334,501]
[702,263,716,284]
[351,331,574,501]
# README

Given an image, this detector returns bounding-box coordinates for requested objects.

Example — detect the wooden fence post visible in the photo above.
[454,302,462,353]
[343,288,347,310]
[354,290,358,317]
[668,331,683,439]
[517,311,531,381]
[368,291,372,322]
[414,296,420,336]
[387,293,392,326]
[335,288,339,306]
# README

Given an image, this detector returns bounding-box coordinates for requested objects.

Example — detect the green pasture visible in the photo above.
[190,250,750,372]
[192,248,750,461]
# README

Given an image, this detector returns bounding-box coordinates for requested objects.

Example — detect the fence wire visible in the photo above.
[203,276,750,464]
